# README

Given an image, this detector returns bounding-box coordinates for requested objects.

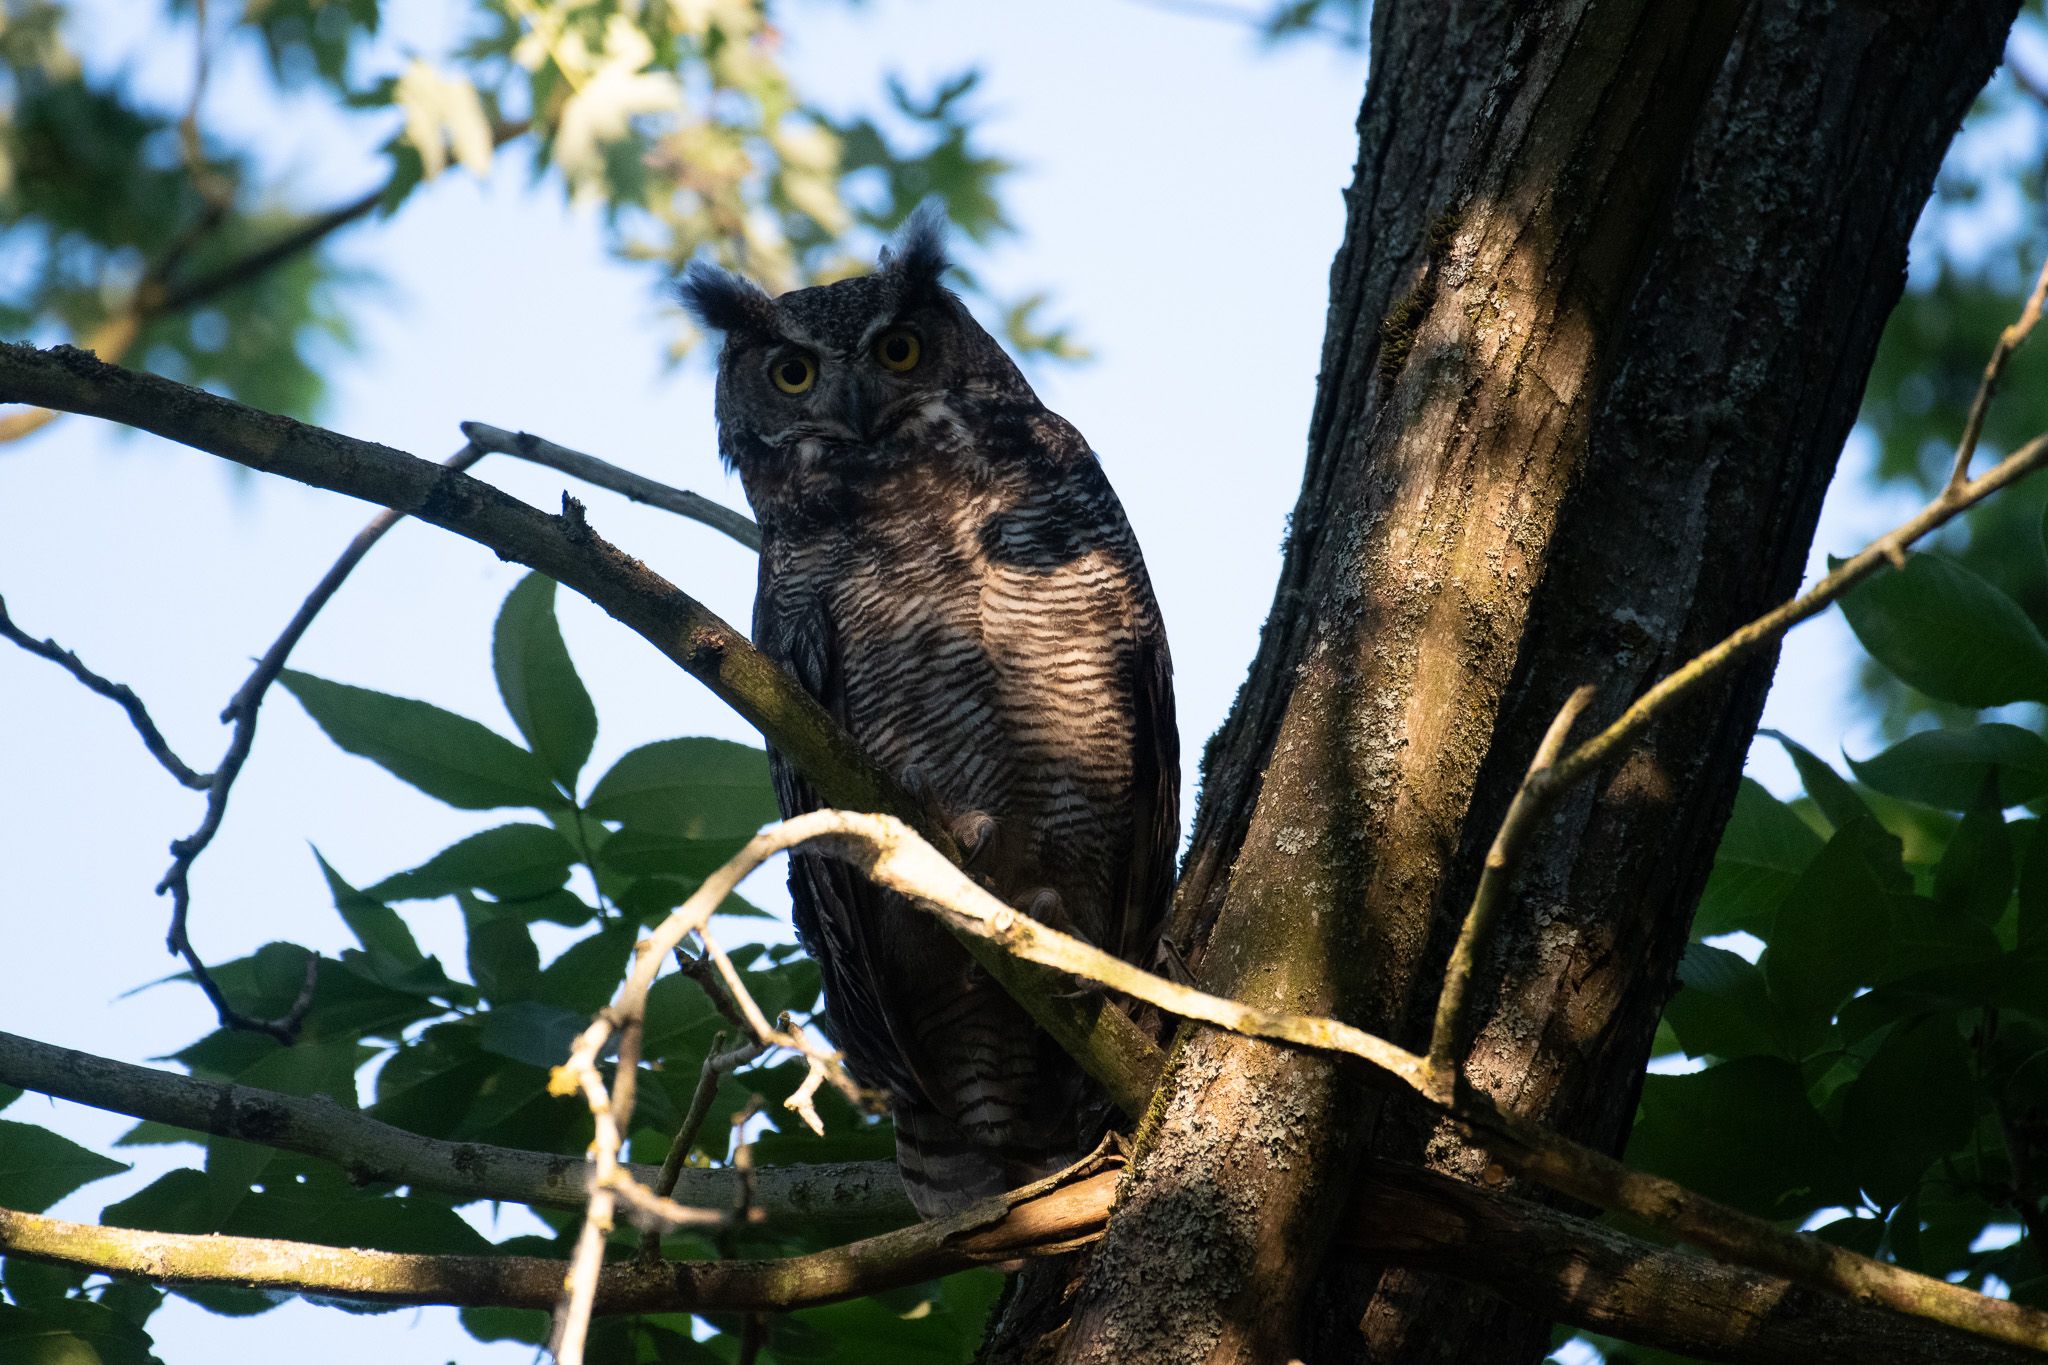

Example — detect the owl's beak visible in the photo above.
[822,371,879,443]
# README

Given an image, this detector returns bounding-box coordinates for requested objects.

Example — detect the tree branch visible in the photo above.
[0,595,212,789]
[3,1157,2038,1362]
[1426,683,1595,1083]
[0,1028,908,1226]
[459,421,760,551]
[1945,257,2048,490]
[623,810,2048,1354]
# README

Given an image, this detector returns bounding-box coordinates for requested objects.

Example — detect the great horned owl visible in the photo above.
[679,205,1178,1217]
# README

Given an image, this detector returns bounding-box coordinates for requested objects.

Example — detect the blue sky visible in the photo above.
[0,2,1911,1358]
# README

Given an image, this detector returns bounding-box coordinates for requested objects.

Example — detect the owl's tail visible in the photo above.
[891,1096,1076,1219]
[889,984,1102,1218]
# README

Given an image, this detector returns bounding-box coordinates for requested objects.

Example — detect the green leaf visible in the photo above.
[1837,550,2048,707]
[586,739,780,838]
[1839,1014,1979,1207]
[461,1306,550,1345]
[0,1121,127,1212]
[279,669,565,811]
[1764,817,1898,1033]
[493,573,598,790]
[366,823,578,902]
[478,1001,589,1068]
[2017,819,2048,957]
[461,894,541,1004]
[1625,1057,1856,1218]
[313,849,423,970]
[536,924,635,1014]
[1848,723,2048,810]
[1761,730,1877,833]
[1695,779,1825,937]
[1932,793,2013,924]
[1662,944,1784,1061]
[3,1256,86,1309]
[0,1298,161,1364]
[595,829,752,879]
[0,1084,20,1114]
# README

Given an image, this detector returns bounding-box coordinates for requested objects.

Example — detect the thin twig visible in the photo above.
[696,924,878,1120]
[460,421,761,551]
[637,1030,766,1260]
[1548,428,2048,797]
[1426,684,1595,1086]
[0,595,212,789]
[155,443,488,1042]
[1947,257,2048,489]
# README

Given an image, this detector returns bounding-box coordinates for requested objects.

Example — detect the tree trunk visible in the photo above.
[999,1,2024,1362]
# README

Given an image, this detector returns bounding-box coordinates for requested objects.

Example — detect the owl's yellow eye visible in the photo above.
[771,354,816,394]
[874,328,921,372]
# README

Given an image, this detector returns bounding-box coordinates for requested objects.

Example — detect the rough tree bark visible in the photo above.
[990,1,2023,1362]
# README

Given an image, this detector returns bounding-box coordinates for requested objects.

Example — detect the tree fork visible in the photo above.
[1050,1,2024,1362]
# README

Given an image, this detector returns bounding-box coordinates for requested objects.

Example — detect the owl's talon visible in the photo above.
[1024,892,1073,933]
[951,810,997,862]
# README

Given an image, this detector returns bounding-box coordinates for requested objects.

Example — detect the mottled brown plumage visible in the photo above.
[680,206,1178,1216]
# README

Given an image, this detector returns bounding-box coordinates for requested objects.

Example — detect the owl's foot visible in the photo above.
[898,765,996,865]
[1021,887,1066,927]
[950,809,997,862]
[1017,889,1105,1002]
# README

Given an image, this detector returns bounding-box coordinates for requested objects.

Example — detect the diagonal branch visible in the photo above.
[618,809,2048,1354]
[0,595,212,789]
[460,421,761,551]
[0,339,1165,1107]
[0,1027,909,1226]
[3,1152,2042,1361]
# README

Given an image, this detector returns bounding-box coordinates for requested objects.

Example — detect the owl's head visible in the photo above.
[678,202,1031,483]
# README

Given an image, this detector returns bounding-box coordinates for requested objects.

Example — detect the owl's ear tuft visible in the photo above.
[879,197,951,300]
[676,262,775,337]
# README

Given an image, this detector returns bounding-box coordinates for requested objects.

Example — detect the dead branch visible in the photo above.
[460,421,760,551]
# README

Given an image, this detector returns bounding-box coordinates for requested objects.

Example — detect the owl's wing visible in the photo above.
[1115,608,1181,966]
[755,578,922,1099]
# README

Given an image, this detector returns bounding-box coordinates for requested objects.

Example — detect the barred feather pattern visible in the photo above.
[757,417,1175,1215]
[699,248,1177,1216]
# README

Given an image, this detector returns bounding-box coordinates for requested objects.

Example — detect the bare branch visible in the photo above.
[0,1028,910,1226]
[0,1163,1120,1316]
[157,443,488,1042]
[1947,257,2048,489]
[0,340,1164,1108]
[0,594,211,789]
[1427,684,1595,1084]
[639,1030,767,1259]
[4,1158,2042,1361]
[460,421,761,551]
[646,810,2048,1354]
[2,1023,2034,1358]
